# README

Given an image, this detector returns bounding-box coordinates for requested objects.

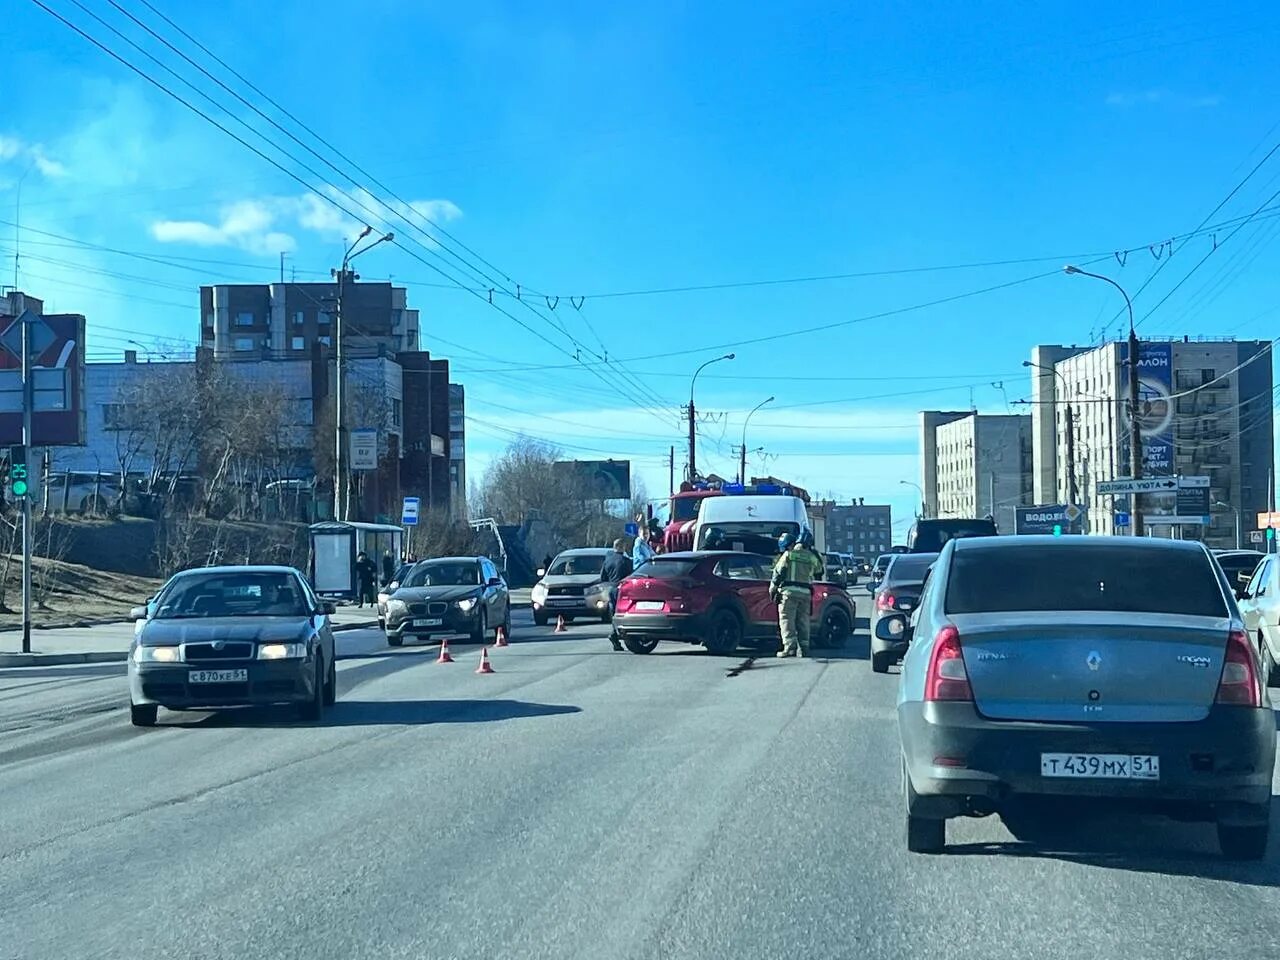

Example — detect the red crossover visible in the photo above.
[613,551,855,655]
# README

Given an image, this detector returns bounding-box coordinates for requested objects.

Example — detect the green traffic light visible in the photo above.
[1268,527,1276,541]
[11,479,27,497]
[1052,524,1063,536]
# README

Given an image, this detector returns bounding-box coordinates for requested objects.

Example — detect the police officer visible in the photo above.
[770,529,825,658]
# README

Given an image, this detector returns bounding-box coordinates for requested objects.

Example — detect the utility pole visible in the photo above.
[668,446,674,496]
[1064,400,1078,524]
[21,314,33,654]
[1127,325,1144,537]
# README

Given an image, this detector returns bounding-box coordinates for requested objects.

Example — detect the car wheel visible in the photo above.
[387,634,403,647]
[533,610,548,627]
[622,632,659,655]
[820,606,852,649]
[470,611,487,645]
[1218,820,1269,861]
[871,650,892,674]
[130,702,158,727]
[299,658,324,721]
[904,764,945,854]
[377,618,385,631]
[323,656,337,706]
[705,609,743,655]
[1262,634,1279,689]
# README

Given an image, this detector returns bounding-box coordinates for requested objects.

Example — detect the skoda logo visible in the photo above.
[212,640,225,651]
[1086,651,1102,671]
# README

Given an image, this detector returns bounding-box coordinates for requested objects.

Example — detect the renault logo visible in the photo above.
[1086,651,1102,671]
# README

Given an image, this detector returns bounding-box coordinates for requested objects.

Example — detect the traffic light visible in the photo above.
[1268,527,1275,543]
[1052,523,1063,536]
[9,445,27,499]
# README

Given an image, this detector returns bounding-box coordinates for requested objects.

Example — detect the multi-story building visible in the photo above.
[1030,338,1273,547]
[822,500,893,557]
[921,412,1033,536]
[449,383,466,515]
[199,277,420,359]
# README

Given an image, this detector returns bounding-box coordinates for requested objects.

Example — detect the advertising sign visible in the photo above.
[349,428,378,471]
[1015,504,1086,535]
[1119,341,1173,476]
[552,459,632,500]
[0,311,86,446]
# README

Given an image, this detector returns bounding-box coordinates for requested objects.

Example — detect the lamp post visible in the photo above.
[900,479,926,519]
[1023,359,1078,517]
[333,227,394,521]
[1214,500,1242,550]
[739,395,774,483]
[687,353,734,482]
[1065,264,1140,536]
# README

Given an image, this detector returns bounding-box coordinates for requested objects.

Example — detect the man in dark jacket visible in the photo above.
[381,551,395,586]
[355,551,378,607]
[601,538,633,651]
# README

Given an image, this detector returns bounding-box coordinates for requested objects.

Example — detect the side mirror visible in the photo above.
[874,613,912,644]
[322,601,337,615]
[537,568,546,577]
[488,576,502,587]
[129,605,149,621]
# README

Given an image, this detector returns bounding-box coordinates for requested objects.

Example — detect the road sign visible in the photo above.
[624,522,639,537]
[0,310,57,364]
[1251,530,1265,544]
[1178,475,1211,489]
[401,496,420,526]
[1097,477,1179,495]
[1114,511,1130,527]
[349,429,378,471]
[1258,511,1280,529]
[1148,515,1211,526]
[1063,503,1082,523]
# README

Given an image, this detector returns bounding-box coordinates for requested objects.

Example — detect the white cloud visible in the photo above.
[149,189,463,253]
[1105,89,1220,109]
[0,134,67,178]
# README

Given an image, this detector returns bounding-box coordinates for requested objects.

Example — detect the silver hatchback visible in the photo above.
[886,536,1275,859]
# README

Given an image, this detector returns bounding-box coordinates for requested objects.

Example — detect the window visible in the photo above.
[234,311,254,327]
[103,402,139,430]
[293,311,305,326]
[291,336,306,351]
[392,398,402,428]
[317,312,331,326]
[713,556,766,581]
[234,337,255,352]
[318,336,331,347]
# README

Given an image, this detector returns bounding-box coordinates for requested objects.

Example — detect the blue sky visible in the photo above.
[4,1,1280,534]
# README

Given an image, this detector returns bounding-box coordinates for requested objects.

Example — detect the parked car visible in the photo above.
[43,471,122,514]
[906,517,997,553]
[612,551,855,655]
[1214,549,1266,597]
[870,552,939,673]
[1234,553,1280,684]
[530,548,613,626]
[127,565,337,726]
[888,535,1273,859]
[851,555,870,577]
[824,552,850,586]
[384,556,510,646]
[376,562,415,630]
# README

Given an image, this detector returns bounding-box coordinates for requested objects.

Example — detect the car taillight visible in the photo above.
[1215,629,1260,707]
[924,625,971,702]
[875,592,895,611]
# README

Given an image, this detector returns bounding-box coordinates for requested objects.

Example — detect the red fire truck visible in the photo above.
[659,483,724,552]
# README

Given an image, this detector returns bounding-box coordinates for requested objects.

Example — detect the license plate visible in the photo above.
[189,669,248,684]
[1040,753,1159,780]
[547,598,577,605]
[413,618,443,627]
[634,601,664,612]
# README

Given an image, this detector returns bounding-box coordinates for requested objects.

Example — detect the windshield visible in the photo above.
[697,521,799,555]
[404,561,481,587]
[946,545,1228,617]
[671,496,706,523]
[548,554,606,577]
[155,571,308,619]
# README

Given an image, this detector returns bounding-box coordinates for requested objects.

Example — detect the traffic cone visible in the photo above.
[554,614,567,633]
[436,638,455,664]
[476,646,495,674]
[494,625,509,647]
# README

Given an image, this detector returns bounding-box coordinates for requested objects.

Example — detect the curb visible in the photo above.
[0,650,128,668]
[0,617,130,634]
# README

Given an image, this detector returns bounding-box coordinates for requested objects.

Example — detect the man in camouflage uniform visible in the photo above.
[770,530,825,658]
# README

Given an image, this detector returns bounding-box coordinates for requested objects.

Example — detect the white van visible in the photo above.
[691,495,810,555]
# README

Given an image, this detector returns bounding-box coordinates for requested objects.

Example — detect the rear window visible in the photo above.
[945,545,1228,617]
[635,559,701,579]
[909,518,997,553]
[886,554,938,584]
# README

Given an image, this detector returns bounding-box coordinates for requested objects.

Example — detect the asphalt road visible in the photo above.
[2,595,1279,959]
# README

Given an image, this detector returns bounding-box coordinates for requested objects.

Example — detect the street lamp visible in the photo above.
[687,353,734,482]
[900,479,926,519]
[333,227,395,521]
[1023,359,1079,512]
[1214,500,1242,550]
[1065,264,1142,536]
[739,395,774,483]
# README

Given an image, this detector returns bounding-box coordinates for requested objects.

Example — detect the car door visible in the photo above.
[297,572,334,662]
[1256,560,1280,662]
[711,556,774,637]
[486,559,510,623]
[479,559,501,624]
[1238,557,1271,636]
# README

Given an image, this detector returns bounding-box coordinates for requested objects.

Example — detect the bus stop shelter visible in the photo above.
[309,521,404,600]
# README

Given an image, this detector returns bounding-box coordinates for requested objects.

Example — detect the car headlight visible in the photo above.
[456,597,479,613]
[531,583,547,603]
[386,599,408,616]
[258,642,309,660]
[133,645,182,663]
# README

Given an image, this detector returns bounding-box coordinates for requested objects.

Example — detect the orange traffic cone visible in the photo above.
[476,646,495,674]
[494,625,509,647]
[554,614,567,633]
[436,638,455,664]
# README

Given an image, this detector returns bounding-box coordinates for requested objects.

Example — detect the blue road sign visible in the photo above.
[1115,511,1130,527]
[624,522,639,537]
[401,497,420,526]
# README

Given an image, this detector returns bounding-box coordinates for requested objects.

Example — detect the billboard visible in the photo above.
[0,312,86,446]
[1119,341,1173,476]
[1015,504,1085,535]
[553,459,632,500]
